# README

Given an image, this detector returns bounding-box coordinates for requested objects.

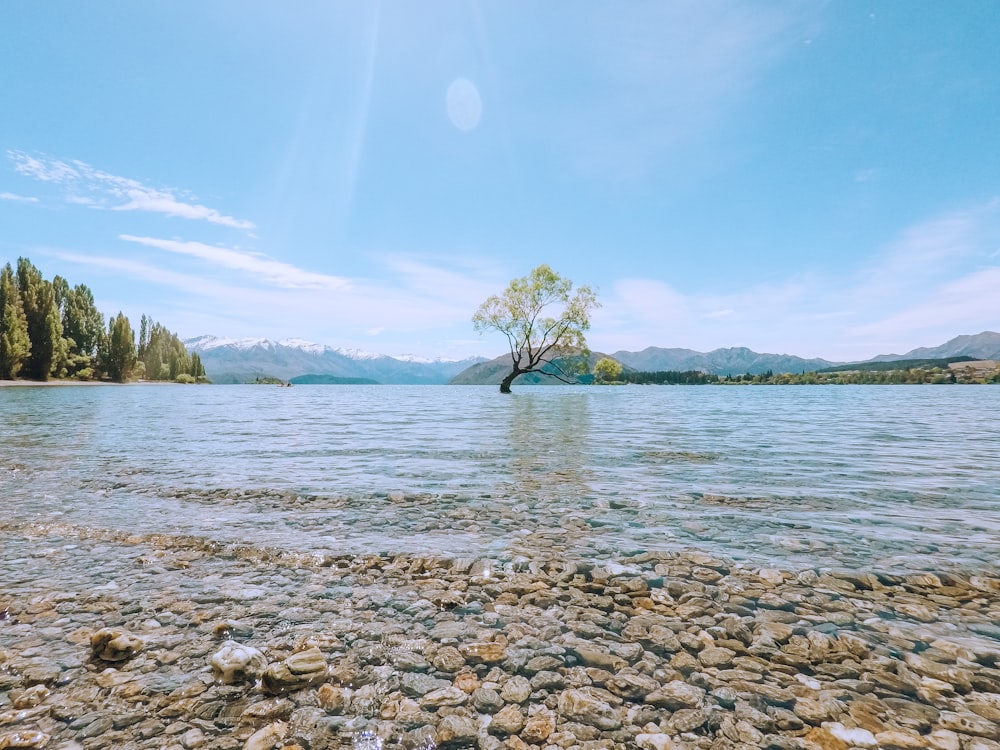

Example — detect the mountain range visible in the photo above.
[185,331,1000,385]
[184,336,486,385]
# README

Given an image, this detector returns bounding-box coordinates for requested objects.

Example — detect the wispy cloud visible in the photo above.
[51,247,500,356]
[380,254,503,306]
[42,197,1000,361]
[112,191,253,228]
[7,150,254,230]
[851,267,1000,340]
[0,191,38,203]
[591,199,1000,359]
[118,235,350,290]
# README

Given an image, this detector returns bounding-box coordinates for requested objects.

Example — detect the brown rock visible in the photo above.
[243,722,287,750]
[926,729,961,750]
[284,647,326,675]
[460,641,506,664]
[569,646,626,672]
[874,730,929,749]
[937,710,1000,740]
[747,682,797,708]
[557,688,622,731]
[499,675,531,704]
[522,655,562,674]
[11,685,49,709]
[432,646,466,673]
[435,714,479,747]
[0,730,51,749]
[666,708,708,733]
[645,680,705,710]
[793,697,844,725]
[90,628,144,662]
[894,602,936,622]
[719,716,764,745]
[453,672,479,694]
[699,646,735,668]
[521,707,555,744]
[669,651,699,676]
[316,684,351,714]
[803,726,849,750]
[605,672,660,700]
[636,734,682,750]
[240,697,296,726]
[420,686,468,708]
[489,704,525,736]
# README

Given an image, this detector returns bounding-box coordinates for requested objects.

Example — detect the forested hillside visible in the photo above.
[0,257,204,383]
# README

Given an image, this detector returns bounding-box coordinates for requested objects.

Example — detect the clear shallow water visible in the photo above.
[2,383,999,571]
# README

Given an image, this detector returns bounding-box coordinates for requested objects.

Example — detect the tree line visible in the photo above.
[594,366,998,386]
[0,257,205,383]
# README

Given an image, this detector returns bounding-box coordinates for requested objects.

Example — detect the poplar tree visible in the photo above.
[16,257,62,380]
[62,284,104,356]
[101,312,136,383]
[0,263,30,380]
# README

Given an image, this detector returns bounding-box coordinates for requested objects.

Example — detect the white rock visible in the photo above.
[822,721,878,748]
[636,733,681,750]
[210,641,267,684]
[243,722,286,750]
[794,673,822,691]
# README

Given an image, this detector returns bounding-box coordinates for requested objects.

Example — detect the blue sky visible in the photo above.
[2,2,998,361]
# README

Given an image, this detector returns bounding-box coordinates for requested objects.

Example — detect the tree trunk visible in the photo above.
[499,369,521,394]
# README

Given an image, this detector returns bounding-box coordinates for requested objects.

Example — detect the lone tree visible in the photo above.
[473,264,599,393]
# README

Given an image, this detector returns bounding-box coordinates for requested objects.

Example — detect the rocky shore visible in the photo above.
[2,521,1000,750]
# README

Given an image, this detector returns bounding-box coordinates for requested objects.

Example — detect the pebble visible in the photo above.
[2,526,1000,750]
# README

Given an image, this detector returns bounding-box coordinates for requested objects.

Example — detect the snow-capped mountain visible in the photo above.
[184,336,486,384]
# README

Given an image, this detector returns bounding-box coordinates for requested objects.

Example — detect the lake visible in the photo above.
[2,383,998,572]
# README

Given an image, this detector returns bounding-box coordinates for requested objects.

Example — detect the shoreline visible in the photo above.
[0,378,128,387]
[0,379,189,388]
[2,523,998,749]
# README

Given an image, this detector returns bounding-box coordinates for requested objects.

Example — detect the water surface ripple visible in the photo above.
[2,384,998,571]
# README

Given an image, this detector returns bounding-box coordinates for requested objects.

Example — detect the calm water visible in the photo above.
[2,384,999,572]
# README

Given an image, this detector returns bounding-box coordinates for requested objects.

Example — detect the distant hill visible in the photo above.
[288,374,379,385]
[870,331,1000,362]
[818,356,975,374]
[611,346,837,376]
[451,346,834,385]
[185,336,485,385]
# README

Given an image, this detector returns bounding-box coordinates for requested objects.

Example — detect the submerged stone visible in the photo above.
[90,628,144,662]
[209,640,267,685]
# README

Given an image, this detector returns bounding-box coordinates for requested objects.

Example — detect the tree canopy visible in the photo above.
[100,312,136,383]
[0,263,30,379]
[0,256,206,383]
[17,258,62,381]
[593,357,623,384]
[473,264,599,393]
